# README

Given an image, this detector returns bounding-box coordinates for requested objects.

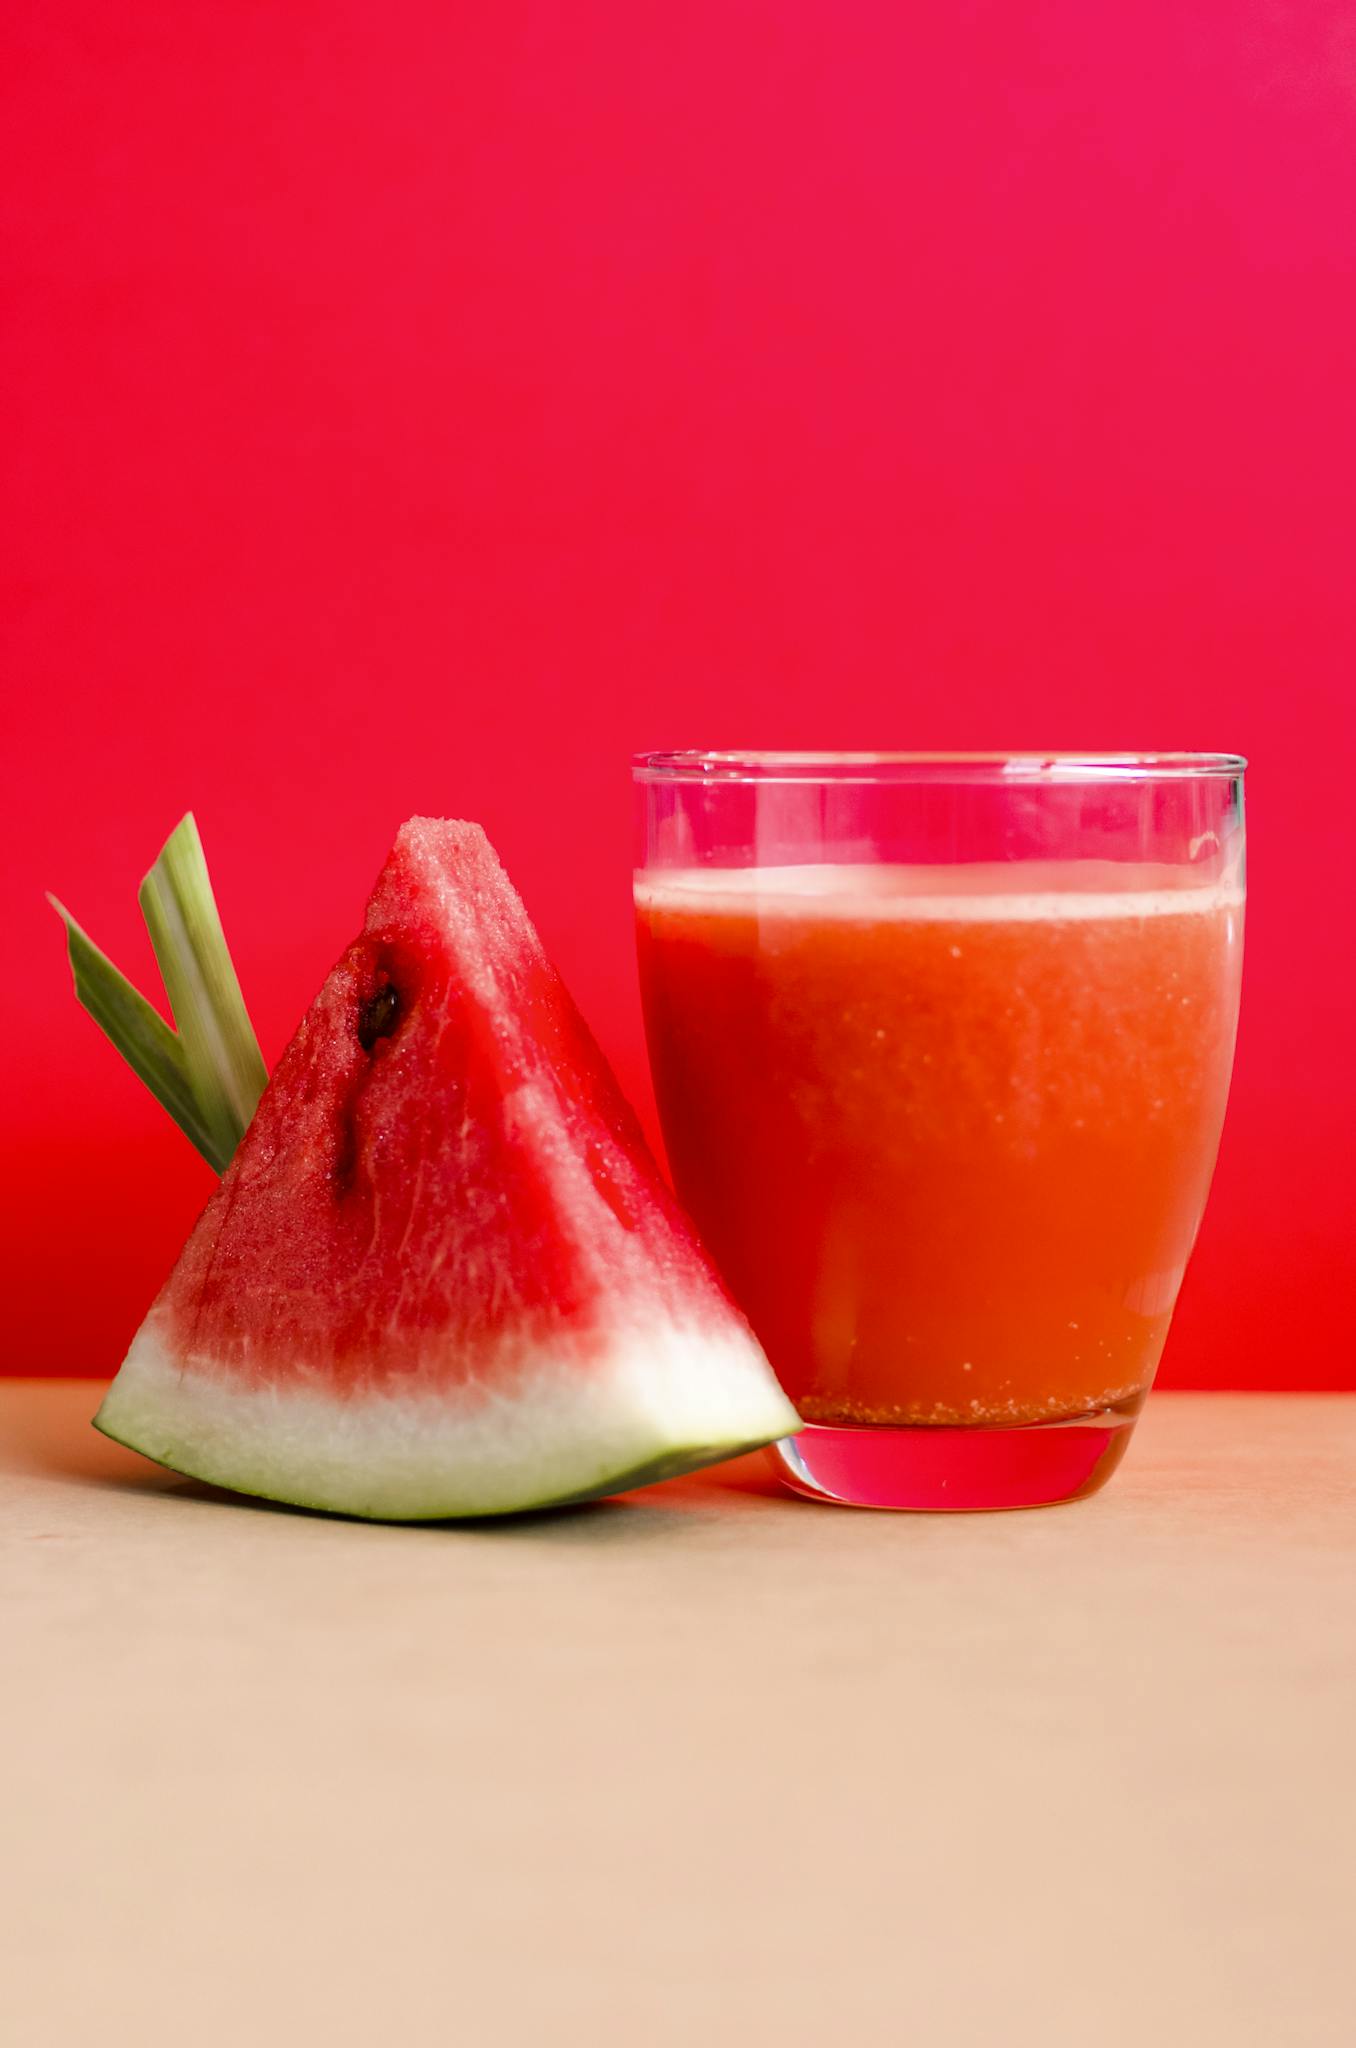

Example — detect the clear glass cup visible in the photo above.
[632,753,1246,1510]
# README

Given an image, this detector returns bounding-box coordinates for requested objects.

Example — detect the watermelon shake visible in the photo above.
[633,754,1246,1510]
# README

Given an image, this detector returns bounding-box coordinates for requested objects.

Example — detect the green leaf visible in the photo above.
[48,895,226,1171]
[49,814,268,1176]
[138,815,268,1168]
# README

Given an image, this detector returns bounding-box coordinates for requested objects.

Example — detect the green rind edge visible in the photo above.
[91,1411,788,1522]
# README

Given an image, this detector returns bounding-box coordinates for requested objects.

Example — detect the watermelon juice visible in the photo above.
[635,861,1244,1435]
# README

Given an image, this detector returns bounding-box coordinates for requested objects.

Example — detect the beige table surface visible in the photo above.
[3,1381,1353,2048]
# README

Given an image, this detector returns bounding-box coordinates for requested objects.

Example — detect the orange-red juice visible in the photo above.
[636,863,1244,1427]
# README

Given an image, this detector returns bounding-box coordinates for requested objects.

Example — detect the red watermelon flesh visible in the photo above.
[95,820,798,1517]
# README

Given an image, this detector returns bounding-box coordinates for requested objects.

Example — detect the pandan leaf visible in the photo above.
[50,816,267,1174]
[138,815,268,1170]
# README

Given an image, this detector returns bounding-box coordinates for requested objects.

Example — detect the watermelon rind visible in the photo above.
[94,1316,798,1520]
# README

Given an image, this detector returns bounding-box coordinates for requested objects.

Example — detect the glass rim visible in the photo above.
[632,750,1247,784]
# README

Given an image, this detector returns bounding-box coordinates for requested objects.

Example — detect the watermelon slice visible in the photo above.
[95,820,798,1518]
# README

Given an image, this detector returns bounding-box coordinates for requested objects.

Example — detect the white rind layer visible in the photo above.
[95,1317,800,1519]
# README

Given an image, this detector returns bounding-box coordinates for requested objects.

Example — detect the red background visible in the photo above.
[4,4,1353,1384]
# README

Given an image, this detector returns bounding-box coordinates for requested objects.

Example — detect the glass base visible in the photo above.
[769,1401,1142,1512]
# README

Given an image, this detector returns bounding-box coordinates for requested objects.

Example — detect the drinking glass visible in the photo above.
[633,753,1246,1510]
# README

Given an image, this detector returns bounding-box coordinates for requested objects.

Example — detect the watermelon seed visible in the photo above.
[358,983,402,1051]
